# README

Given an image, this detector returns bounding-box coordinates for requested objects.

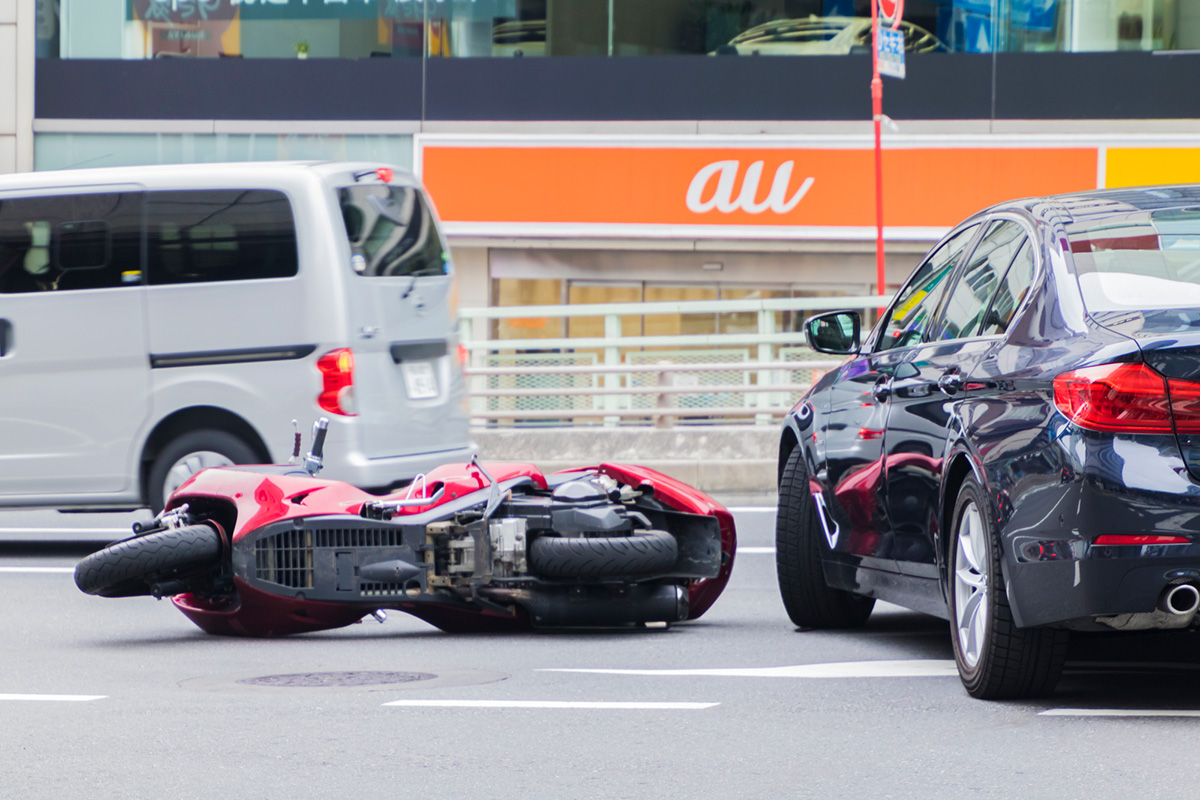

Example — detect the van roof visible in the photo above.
[0,161,417,191]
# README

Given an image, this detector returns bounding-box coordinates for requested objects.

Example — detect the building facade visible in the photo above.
[5,0,1200,337]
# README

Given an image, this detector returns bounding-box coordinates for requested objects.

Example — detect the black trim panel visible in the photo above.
[390,339,448,364]
[149,344,317,369]
[36,59,423,121]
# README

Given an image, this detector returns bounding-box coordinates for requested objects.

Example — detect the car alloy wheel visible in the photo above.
[952,498,989,669]
[162,451,235,501]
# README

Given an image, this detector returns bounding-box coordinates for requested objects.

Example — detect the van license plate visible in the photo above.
[402,361,438,400]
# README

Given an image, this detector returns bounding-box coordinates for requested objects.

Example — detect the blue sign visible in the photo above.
[877,26,905,79]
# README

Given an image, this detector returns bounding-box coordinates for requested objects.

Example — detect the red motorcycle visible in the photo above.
[75,420,736,635]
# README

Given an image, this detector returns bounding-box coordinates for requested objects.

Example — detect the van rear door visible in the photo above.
[335,175,470,460]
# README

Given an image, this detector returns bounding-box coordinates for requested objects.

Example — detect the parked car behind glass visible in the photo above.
[715,16,946,55]
[777,185,1200,699]
[0,161,473,513]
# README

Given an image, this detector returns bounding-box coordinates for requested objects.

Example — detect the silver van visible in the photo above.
[0,161,474,511]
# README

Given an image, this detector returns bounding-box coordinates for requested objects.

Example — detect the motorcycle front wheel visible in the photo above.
[74,524,224,598]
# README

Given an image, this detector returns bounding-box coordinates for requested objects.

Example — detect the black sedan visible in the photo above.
[776,185,1200,699]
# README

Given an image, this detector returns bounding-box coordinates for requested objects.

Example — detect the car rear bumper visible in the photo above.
[999,431,1200,628]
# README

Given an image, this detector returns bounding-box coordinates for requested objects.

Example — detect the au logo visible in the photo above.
[686,160,815,215]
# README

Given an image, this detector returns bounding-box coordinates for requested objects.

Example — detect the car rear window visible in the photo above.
[338,184,448,278]
[1068,210,1200,311]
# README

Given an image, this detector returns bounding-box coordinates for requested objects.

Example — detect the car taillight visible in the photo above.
[1053,361,1200,434]
[1166,373,1200,433]
[1093,535,1190,545]
[316,348,356,416]
[1054,362,1171,433]
[458,344,469,367]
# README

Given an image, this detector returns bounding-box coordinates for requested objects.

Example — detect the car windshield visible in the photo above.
[338,184,448,278]
[1068,209,1200,311]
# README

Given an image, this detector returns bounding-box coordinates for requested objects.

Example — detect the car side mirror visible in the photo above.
[805,310,861,355]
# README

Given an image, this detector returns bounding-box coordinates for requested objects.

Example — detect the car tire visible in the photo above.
[776,447,875,629]
[949,475,1069,699]
[74,524,224,598]
[528,530,678,580]
[147,429,260,513]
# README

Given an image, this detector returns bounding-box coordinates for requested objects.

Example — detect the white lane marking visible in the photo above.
[0,528,126,535]
[539,660,959,679]
[383,700,718,710]
[737,547,774,554]
[0,567,75,574]
[1041,708,1200,718]
[0,694,106,702]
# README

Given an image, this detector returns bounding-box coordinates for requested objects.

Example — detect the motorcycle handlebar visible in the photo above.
[305,417,330,476]
[311,418,329,460]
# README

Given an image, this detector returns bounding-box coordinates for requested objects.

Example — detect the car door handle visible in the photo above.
[0,319,10,358]
[937,372,963,396]
[871,379,892,403]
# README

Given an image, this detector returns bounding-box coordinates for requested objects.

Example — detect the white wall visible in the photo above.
[0,0,35,174]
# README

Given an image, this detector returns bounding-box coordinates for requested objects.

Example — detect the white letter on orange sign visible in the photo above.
[686,160,741,213]
[686,160,815,215]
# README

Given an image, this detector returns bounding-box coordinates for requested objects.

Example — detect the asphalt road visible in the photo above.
[3,507,1200,799]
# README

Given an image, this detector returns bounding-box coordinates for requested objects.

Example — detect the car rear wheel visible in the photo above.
[776,447,875,629]
[147,429,259,513]
[949,475,1068,699]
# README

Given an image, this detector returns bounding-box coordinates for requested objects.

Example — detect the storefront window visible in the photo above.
[493,278,868,346]
[35,0,1200,59]
[34,132,414,172]
[494,276,564,340]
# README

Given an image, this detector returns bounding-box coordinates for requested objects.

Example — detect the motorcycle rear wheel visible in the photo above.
[528,530,677,580]
[74,524,223,598]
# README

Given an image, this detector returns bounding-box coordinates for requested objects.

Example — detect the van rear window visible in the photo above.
[339,185,448,278]
[146,190,298,285]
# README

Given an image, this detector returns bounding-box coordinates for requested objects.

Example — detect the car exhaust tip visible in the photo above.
[1159,583,1200,616]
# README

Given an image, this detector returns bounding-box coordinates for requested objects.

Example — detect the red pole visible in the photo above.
[871,0,886,316]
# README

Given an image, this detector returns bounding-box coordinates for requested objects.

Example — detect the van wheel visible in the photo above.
[148,430,259,513]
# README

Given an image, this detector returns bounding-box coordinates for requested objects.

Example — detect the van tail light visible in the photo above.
[316,348,356,416]
[458,344,469,367]
[1053,361,1200,433]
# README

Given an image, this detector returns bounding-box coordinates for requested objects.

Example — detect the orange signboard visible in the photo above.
[421,144,1098,230]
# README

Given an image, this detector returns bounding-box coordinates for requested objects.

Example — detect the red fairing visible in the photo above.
[166,460,733,633]
[174,580,368,637]
[564,463,737,621]
[168,461,551,542]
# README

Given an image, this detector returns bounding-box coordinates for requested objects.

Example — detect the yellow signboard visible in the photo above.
[1107,148,1200,189]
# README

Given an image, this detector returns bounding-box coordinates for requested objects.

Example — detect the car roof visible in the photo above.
[980,185,1200,226]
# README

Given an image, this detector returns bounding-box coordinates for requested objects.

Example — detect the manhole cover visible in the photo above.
[237,671,435,688]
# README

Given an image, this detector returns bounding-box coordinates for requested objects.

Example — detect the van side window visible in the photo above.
[0,192,142,293]
[145,190,298,285]
[338,185,448,278]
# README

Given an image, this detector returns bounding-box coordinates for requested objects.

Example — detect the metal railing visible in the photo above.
[459,295,889,427]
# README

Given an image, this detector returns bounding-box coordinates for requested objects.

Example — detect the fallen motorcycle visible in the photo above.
[74,420,736,636]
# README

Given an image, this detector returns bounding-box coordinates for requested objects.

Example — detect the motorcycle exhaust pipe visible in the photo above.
[1158,583,1200,616]
[487,583,688,627]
